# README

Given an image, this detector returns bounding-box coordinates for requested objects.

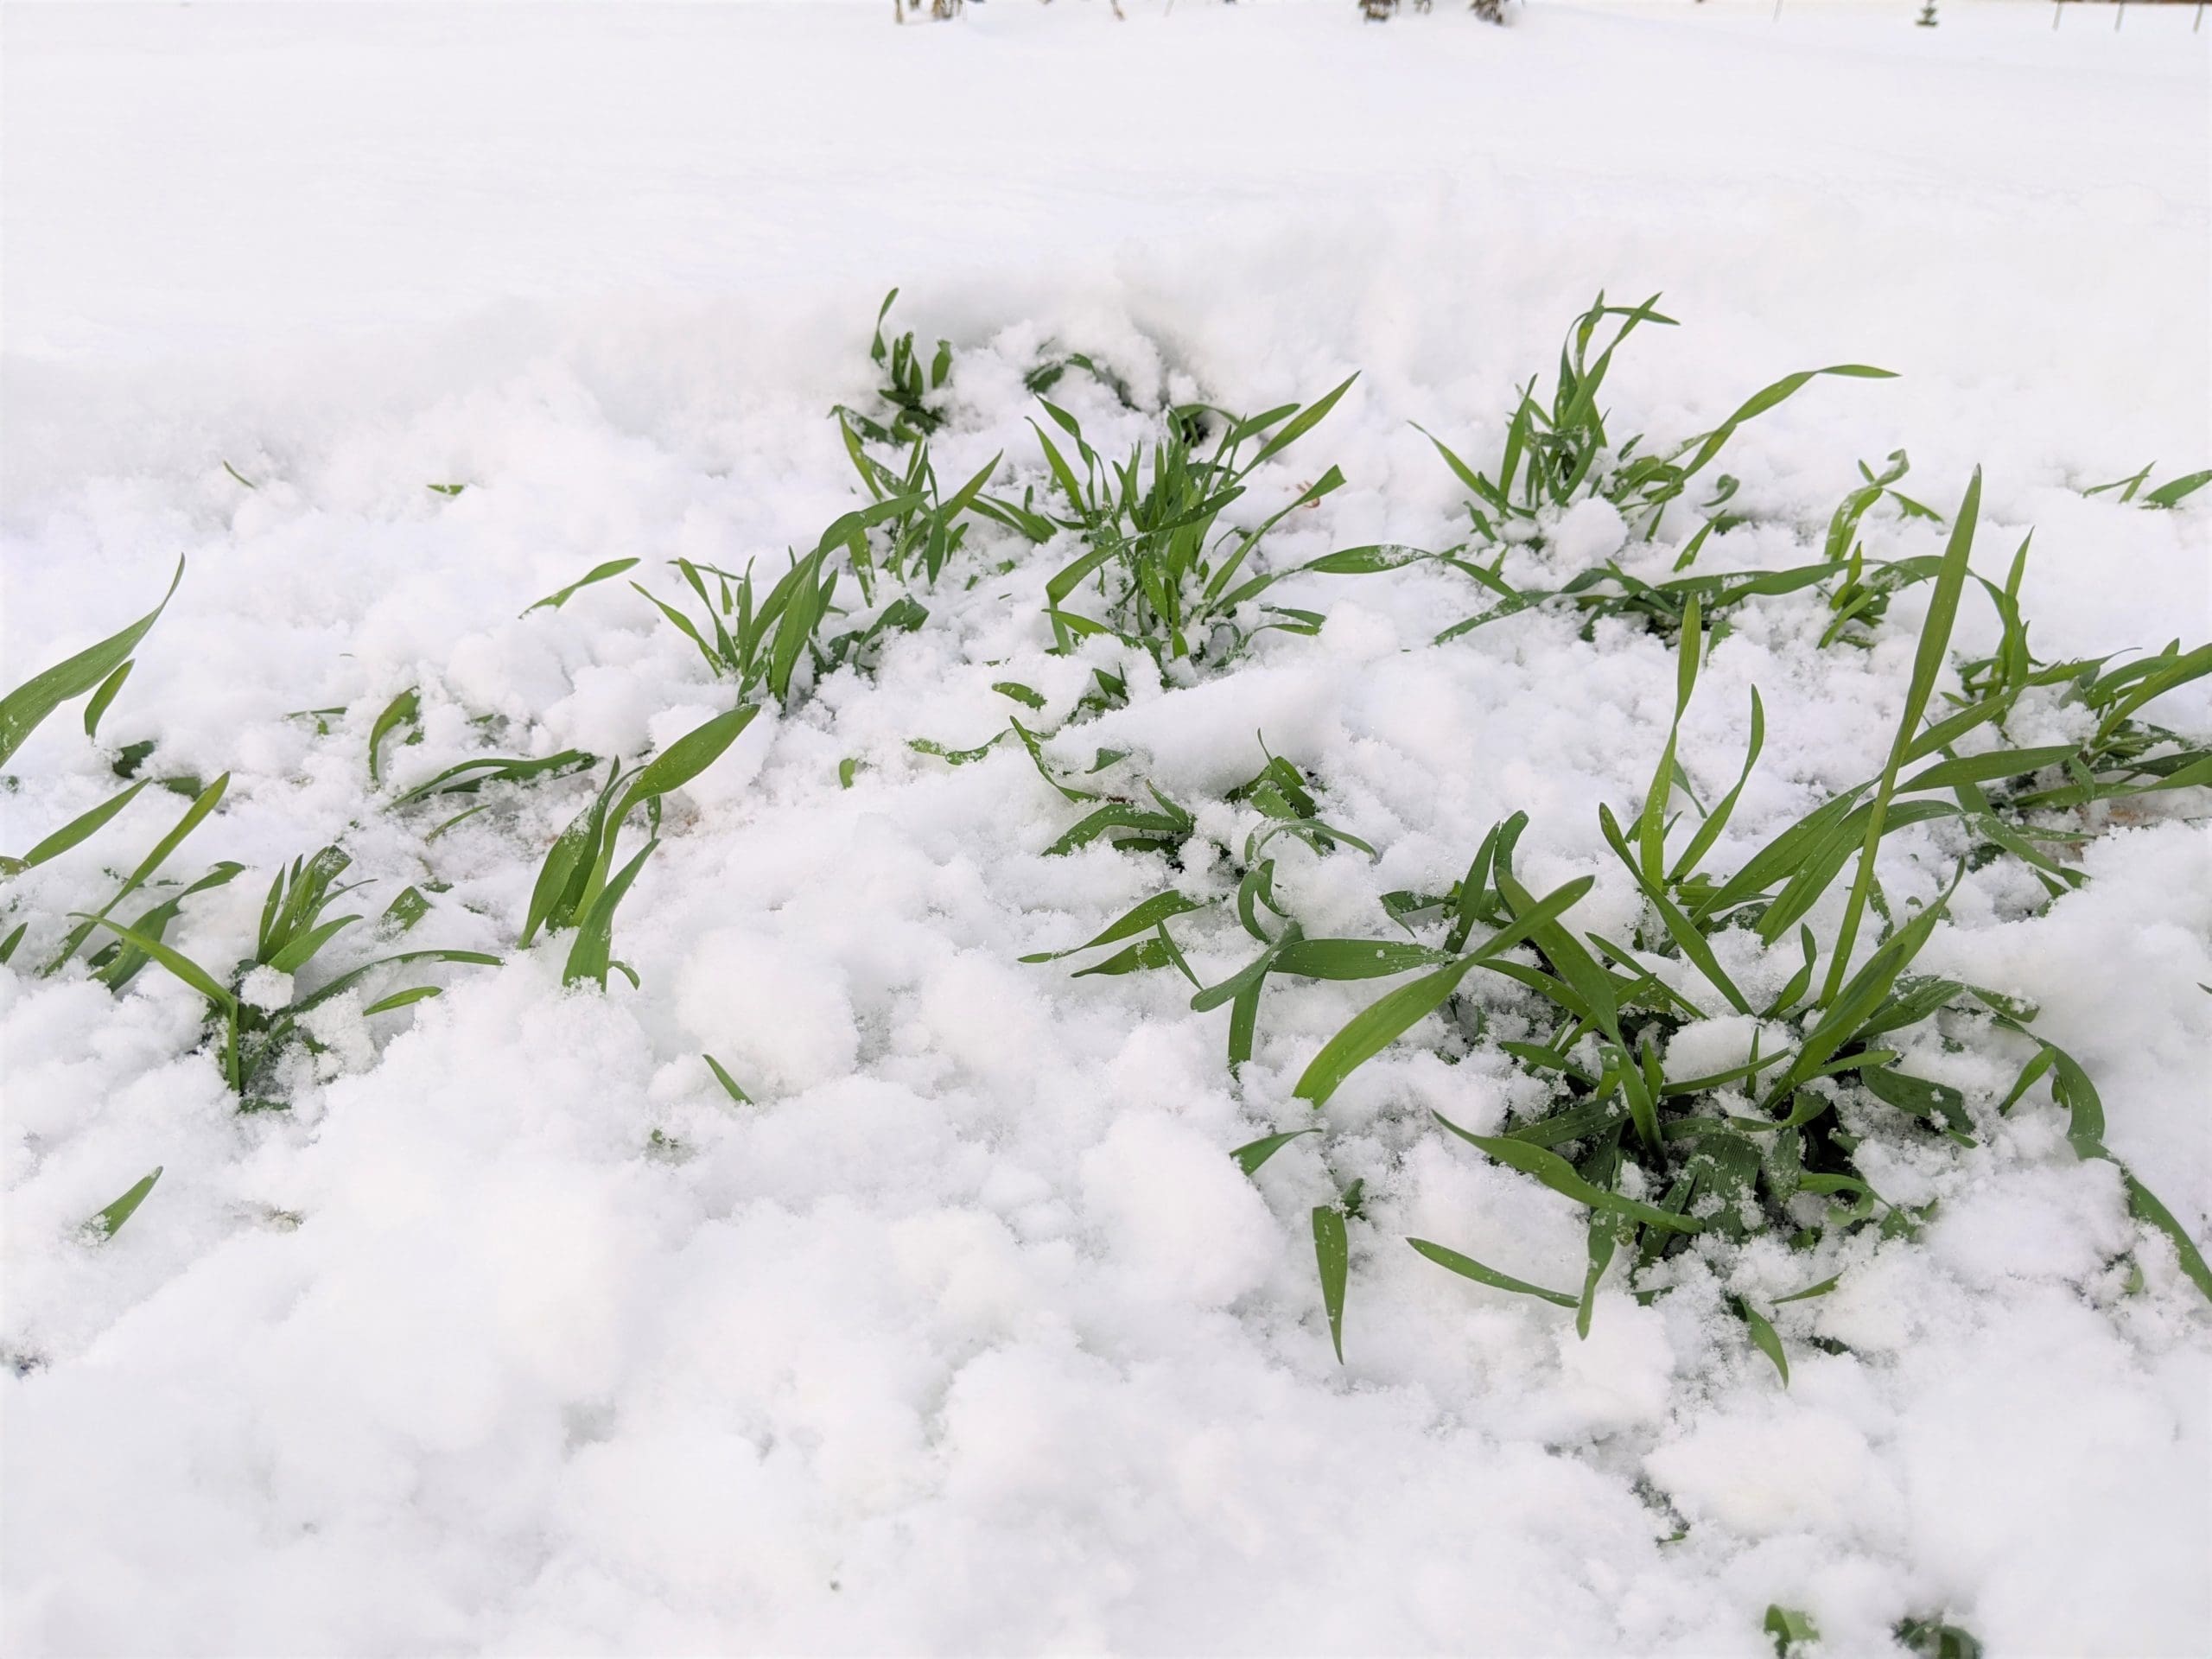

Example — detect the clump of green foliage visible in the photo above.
[1275,474,2209,1361]
[83,842,498,1109]
[1421,294,1893,549]
[521,705,759,988]
[1026,376,1416,693]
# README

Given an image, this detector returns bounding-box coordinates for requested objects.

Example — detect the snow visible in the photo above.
[3,1,2209,1654]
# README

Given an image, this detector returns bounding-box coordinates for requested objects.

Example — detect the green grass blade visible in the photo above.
[84,1166,162,1240]
[1294,875,1593,1106]
[1432,1111,1701,1233]
[8,779,149,874]
[1733,1295,1789,1384]
[616,704,760,819]
[1408,1237,1579,1308]
[704,1052,751,1103]
[1823,468,1980,1000]
[1250,375,1357,467]
[1230,1127,1318,1175]
[1,556,182,767]
[368,688,421,786]
[79,914,236,1012]
[1020,891,1205,963]
[1313,1204,1350,1363]
[82,659,134,740]
[563,839,658,989]
[523,557,643,615]
[46,772,228,975]
[1272,938,1456,980]
[1674,365,1896,480]
[361,985,442,1016]
[2143,468,2212,509]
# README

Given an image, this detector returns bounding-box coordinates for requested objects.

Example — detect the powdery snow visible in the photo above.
[3,3,2209,1655]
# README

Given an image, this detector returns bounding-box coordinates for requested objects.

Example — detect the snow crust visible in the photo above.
[3,3,2208,1654]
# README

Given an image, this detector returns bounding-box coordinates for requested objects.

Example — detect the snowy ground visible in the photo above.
[3,2,2209,1655]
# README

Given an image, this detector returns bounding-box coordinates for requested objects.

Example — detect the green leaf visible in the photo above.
[368,688,421,786]
[1896,1618,1983,1659]
[1674,363,1896,480]
[47,772,229,975]
[2143,468,2212,509]
[1432,1112,1702,1234]
[84,1166,162,1240]
[381,886,431,934]
[1823,468,1980,1001]
[385,749,595,810]
[1042,802,1188,857]
[704,1052,751,1104]
[1,557,182,768]
[77,914,236,1013]
[1271,938,1455,980]
[1862,1065,1974,1138]
[1774,1274,1841,1304]
[1313,1204,1350,1363]
[910,734,1004,766]
[563,838,658,990]
[1733,1295,1789,1384]
[1230,1127,1318,1175]
[1764,1605,1820,1658]
[7,780,149,874]
[83,659,134,740]
[1897,744,2075,794]
[1020,891,1205,963]
[1578,1210,1619,1338]
[617,704,760,817]
[522,763,626,945]
[991,681,1046,711]
[1407,1237,1578,1308]
[361,985,442,1016]
[1293,875,1593,1107]
[1251,375,1357,467]
[287,948,500,1017]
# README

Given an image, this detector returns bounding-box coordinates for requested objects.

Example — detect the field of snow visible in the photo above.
[3,2,2209,1655]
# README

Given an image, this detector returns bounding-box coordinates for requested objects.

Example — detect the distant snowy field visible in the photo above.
[3,3,2208,1655]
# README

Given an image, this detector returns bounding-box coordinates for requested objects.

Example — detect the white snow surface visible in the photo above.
[4,2,2209,1654]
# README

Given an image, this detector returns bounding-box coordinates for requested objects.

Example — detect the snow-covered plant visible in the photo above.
[626,494,931,705]
[521,703,757,988]
[1027,378,1387,682]
[832,415,1007,600]
[83,842,498,1108]
[1420,294,1891,549]
[1290,475,2211,1363]
[363,686,601,842]
[0,558,188,965]
[1021,747,1379,1033]
[838,288,951,445]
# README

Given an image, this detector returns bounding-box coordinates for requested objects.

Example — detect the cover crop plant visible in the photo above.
[1419,293,1893,550]
[522,704,760,988]
[82,843,499,1109]
[1028,377,1376,679]
[1281,473,2209,1362]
